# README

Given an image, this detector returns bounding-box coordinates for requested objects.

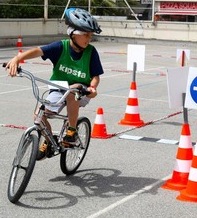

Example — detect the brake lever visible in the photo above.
[74,87,91,101]
[80,87,91,96]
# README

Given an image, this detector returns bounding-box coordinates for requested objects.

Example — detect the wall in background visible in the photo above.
[0,18,196,47]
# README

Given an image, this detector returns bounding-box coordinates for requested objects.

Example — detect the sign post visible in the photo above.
[182,93,188,124]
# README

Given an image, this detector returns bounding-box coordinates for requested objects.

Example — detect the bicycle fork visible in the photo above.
[34,105,61,155]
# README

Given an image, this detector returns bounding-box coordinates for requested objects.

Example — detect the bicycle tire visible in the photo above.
[60,117,91,175]
[7,133,38,203]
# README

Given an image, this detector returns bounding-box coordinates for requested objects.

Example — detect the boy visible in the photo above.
[6,8,104,160]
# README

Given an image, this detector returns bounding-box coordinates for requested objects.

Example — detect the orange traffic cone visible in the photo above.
[18,50,25,64]
[119,81,144,126]
[177,144,197,202]
[161,123,193,191]
[91,107,112,139]
[16,36,23,47]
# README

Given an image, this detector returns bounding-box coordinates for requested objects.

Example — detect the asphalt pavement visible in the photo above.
[1,40,197,218]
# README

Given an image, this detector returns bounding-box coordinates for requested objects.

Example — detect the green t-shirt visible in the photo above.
[50,39,93,86]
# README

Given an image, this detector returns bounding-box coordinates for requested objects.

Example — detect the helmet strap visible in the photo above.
[70,31,84,52]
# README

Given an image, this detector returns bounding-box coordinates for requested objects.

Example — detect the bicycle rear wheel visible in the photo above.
[60,117,91,175]
[7,132,38,203]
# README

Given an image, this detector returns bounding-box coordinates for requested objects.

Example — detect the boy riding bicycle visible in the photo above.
[6,8,104,160]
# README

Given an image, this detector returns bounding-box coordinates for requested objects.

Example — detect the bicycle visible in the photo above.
[2,63,91,204]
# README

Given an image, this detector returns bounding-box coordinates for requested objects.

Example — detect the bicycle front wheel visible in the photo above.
[7,132,38,203]
[60,117,91,175]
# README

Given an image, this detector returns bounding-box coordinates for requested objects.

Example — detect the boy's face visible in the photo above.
[73,32,93,49]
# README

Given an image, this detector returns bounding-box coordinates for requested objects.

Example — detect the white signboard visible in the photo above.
[127,44,145,72]
[185,67,197,109]
[167,67,189,108]
[48,80,69,90]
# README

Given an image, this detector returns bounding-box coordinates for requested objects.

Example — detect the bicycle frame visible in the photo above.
[4,64,91,154]
[34,105,70,157]
[4,63,92,203]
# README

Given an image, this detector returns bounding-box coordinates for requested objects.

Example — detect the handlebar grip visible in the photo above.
[2,63,7,68]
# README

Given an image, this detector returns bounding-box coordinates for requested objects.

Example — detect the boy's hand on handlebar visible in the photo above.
[5,57,20,77]
[72,84,97,98]
[86,86,97,98]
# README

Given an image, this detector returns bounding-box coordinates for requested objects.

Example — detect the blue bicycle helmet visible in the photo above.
[65,8,102,34]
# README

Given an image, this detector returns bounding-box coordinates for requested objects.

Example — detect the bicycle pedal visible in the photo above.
[60,147,73,153]
[46,152,54,158]
[61,140,76,147]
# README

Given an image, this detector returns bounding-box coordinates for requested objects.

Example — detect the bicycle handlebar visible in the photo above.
[2,63,91,106]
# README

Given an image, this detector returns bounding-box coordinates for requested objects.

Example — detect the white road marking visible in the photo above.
[86,175,171,218]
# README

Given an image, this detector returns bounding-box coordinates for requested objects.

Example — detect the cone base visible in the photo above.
[177,189,197,202]
[161,178,187,191]
[91,134,113,139]
[119,119,144,126]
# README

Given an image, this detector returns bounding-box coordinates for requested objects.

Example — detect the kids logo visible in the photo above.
[59,64,86,78]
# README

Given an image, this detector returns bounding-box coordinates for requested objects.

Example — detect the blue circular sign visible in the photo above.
[190,76,197,103]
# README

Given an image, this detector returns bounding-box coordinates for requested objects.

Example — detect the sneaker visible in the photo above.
[37,141,48,160]
[62,127,78,147]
